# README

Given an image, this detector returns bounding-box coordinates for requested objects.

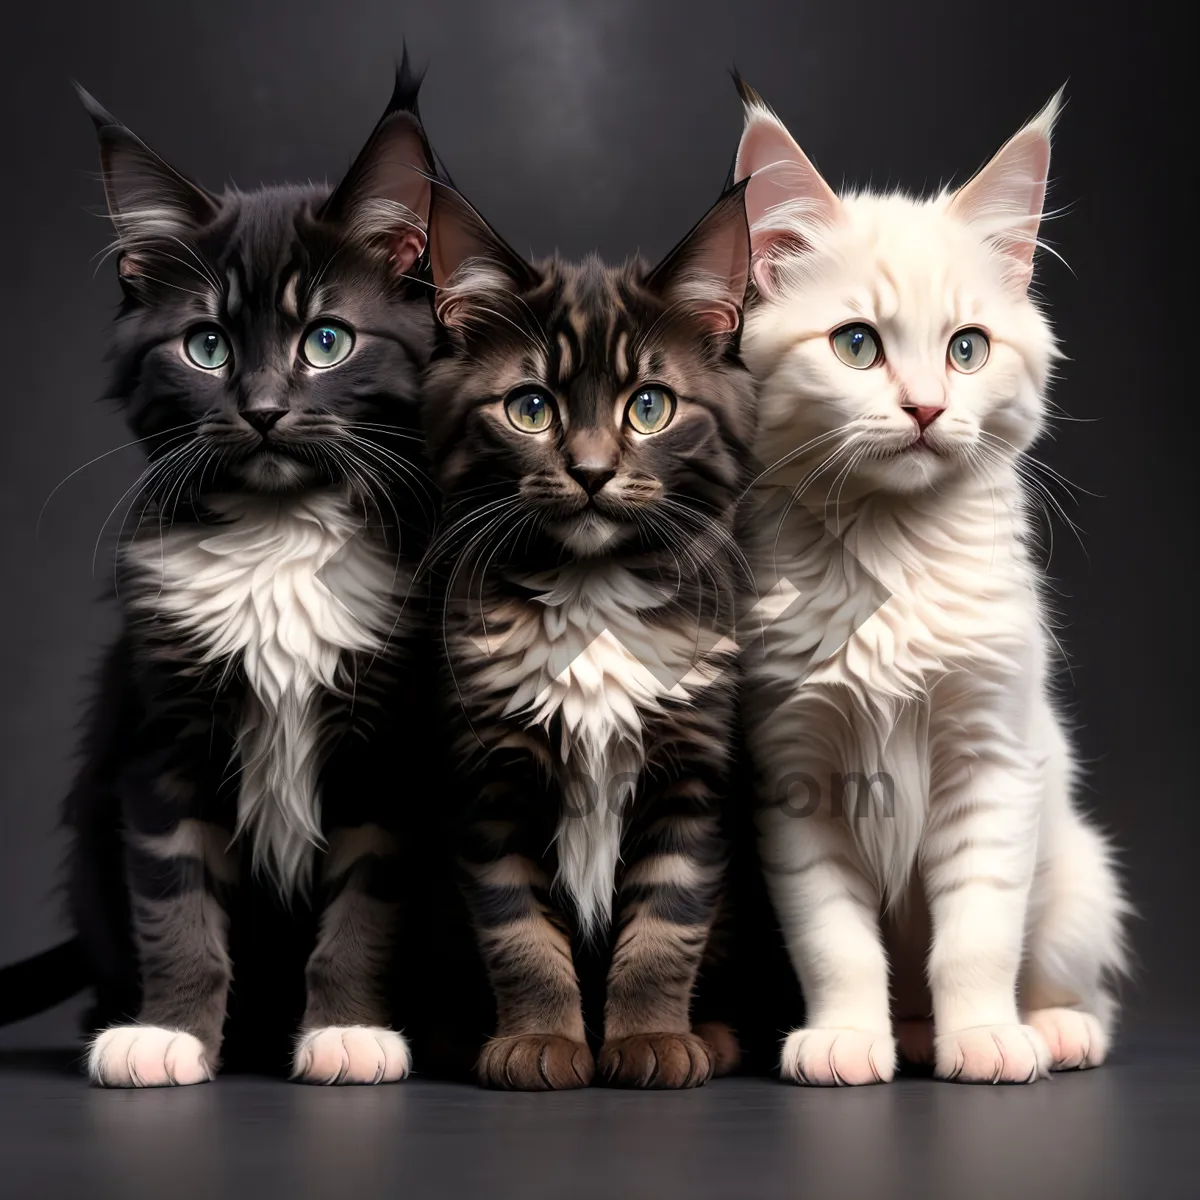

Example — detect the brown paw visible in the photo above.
[693,1021,742,1077]
[477,1035,594,1091]
[598,1032,714,1089]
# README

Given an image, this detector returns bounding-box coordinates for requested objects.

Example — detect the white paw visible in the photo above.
[934,1023,1051,1084]
[88,1026,213,1088]
[1025,1007,1108,1070]
[292,1026,411,1085]
[780,1027,896,1086]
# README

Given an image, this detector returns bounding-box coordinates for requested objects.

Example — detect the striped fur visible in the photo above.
[69,72,438,1086]
[423,181,754,1089]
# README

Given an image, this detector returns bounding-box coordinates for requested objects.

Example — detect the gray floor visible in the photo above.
[1,1029,1197,1199]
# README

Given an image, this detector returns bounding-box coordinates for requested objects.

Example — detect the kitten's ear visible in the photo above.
[732,77,843,297]
[321,55,434,277]
[427,182,538,329]
[76,84,219,279]
[645,182,750,335]
[947,88,1064,294]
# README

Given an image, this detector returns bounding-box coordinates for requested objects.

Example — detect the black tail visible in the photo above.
[0,938,90,1026]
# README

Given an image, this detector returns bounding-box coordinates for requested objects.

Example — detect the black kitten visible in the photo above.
[63,70,437,1086]
[422,180,755,1089]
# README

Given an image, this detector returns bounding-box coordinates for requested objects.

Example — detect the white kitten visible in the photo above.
[735,85,1129,1085]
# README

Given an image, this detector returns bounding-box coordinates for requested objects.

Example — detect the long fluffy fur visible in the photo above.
[422,185,755,1089]
[125,492,403,893]
[735,90,1129,1086]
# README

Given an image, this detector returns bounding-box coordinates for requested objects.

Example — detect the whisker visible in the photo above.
[37,423,201,538]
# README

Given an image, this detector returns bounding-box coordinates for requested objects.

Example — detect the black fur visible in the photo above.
[11,68,442,1081]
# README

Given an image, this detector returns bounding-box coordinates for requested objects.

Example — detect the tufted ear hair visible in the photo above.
[426,180,539,330]
[320,50,435,277]
[645,180,750,335]
[731,75,844,297]
[947,88,1064,294]
[76,83,219,282]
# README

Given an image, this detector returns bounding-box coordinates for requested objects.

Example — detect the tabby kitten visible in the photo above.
[422,180,754,1089]
[734,83,1129,1085]
[67,72,437,1086]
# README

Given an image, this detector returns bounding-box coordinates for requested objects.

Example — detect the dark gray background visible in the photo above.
[0,0,1181,1045]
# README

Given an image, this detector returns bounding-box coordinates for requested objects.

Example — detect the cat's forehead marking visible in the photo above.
[225,267,242,318]
[280,270,301,320]
[613,329,630,382]
[563,297,590,347]
[872,261,902,323]
[555,331,573,381]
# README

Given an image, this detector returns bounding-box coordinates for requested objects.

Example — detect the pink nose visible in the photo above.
[903,405,944,430]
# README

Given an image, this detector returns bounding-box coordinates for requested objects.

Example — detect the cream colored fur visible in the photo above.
[736,90,1129,1085]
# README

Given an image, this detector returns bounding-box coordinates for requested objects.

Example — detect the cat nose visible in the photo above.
[567,463,617,496]
[903,404,944,430]
[242,408,287,437]
[565,430,619,496]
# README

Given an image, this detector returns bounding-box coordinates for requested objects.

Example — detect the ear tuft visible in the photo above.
[730,70,767,113]
[321,70,435,278]
[732,85,842,296]
[427,181,537,329]
[390,42,427,117]
[646,181,750,335]
[76,83,219,272]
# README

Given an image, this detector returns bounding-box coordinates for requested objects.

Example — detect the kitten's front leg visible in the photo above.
[460,774,592,1090]
[464,851,592,1089]
[924,758,1050,1084]
[293,824,410,1085]
[88,762,235,1087]
[598,805,725,1090]
[759,769,895,1086]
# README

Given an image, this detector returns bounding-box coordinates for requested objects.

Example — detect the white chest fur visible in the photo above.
[126,491,400,892]
[467,563,728,935]
[746,481,1045,897]
[750,484,1040,703]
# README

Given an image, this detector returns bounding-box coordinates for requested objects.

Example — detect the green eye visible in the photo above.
[302,322,354,368]
[505,388,555,433]
[626,386,676,435]
[830,323,882,369]
[184,327,230,370]
[948,328,989,373]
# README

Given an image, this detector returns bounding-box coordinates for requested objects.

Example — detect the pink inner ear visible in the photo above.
[945,95,1059,283]
[389,227,427,277]
[117,254,143,279]
[749,230,812,298]
[751,258,775,298]
[694,299,741,335]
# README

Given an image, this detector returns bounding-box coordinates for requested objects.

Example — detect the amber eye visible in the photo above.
[625,386,676,434]
[830,323,882,369]
[505,388,556,433]
[948,328,990,373]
